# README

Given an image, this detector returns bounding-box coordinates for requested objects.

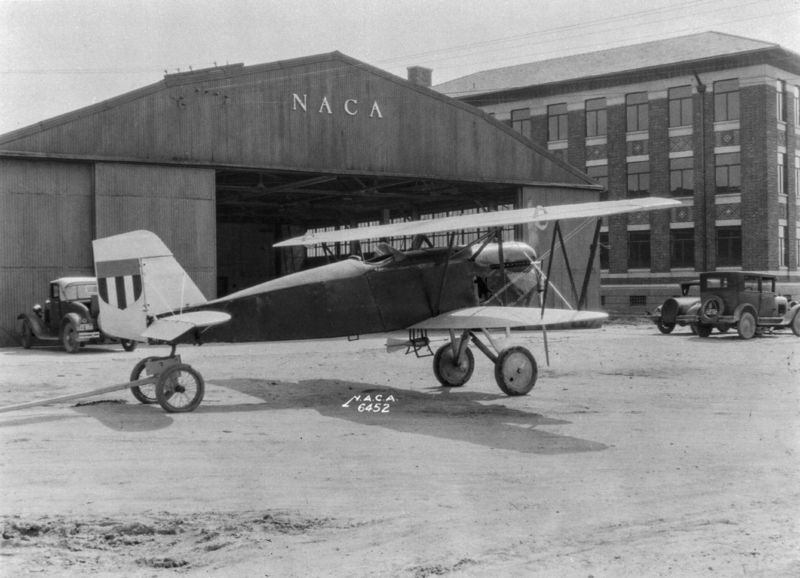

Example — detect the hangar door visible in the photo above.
[94,163,217,299]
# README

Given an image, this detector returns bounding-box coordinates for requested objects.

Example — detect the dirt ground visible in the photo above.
[0,323,798,577]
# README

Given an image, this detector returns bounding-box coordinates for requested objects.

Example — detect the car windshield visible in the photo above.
[63,283,97,301]
[704,276,728,289]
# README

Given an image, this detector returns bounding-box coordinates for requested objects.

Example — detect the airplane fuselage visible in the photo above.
[201,249,480,342]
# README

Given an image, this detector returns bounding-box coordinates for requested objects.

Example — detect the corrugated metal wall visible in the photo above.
[0,159,94,346]
[0,160,216,346]
[94,163,216,299]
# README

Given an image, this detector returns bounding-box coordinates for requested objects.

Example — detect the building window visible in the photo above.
[777,80,786,122]
[629,295,647,306]
[627,161,650,198]
[599,231,609,269]
[778,154,787,195]
[716,226,742,267]
[794,86,800,126]
[628,230,651,269]
[586,165,608,200]
[585,98,607,137]
[670,157,694,196]
[670,228,695,268]
[795,158,800,197]
[779,226,788,267]
[715,153,741,194]
[626,92,648,132]
[714,79,739,122]
[548,103,568,141]
[669,85,693,127]
[511,108,531,137]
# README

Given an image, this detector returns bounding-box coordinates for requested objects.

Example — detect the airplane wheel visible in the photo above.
[433,343,474,387]
[494,346,537,396]
[129,357,159,404]
[156,364,204,413]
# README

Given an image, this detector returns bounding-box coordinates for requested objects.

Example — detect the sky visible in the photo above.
[1,0,798,135]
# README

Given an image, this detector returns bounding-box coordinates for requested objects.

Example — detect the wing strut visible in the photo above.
[578,220,603,310]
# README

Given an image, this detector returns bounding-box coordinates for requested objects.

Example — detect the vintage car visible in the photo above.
[17,277,137,353]
[648,281,702,334]
[685,271,800,339]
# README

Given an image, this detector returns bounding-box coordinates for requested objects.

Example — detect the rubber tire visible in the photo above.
[700,295,724,324]
[656,319,675,334]
[792,311,800,337]
[21,319,34,349]
[737,310,757,340]
[121,339,138,352]
[156,364,204,413]
[695,324,712,338]
[61,322,80,354]
[432,343,475,387]
[129,357,159,404]
[494,346,538,396]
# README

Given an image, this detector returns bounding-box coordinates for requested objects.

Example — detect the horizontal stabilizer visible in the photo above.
[141,311,231,343]
[410,306,607,331]
[274,198,681,247]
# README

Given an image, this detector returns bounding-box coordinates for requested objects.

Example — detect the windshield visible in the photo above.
[63,283,97,301]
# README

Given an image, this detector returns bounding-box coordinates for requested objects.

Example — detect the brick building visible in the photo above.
[435,32,800,312]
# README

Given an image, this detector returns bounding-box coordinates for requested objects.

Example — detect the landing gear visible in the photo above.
[127,345,205,412]
[433,343,474,387]
[432,329,538,396]
[494,346,538,396]
[155,364,204,413]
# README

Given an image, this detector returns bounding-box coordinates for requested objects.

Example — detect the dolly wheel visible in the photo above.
[129,357,159,404]
[156,364,204,413]
[433,343,474,387]
[494,346,538,396]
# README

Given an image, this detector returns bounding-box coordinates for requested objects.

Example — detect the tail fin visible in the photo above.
[92,230,207,341]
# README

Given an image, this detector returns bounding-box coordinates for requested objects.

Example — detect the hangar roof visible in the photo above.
[0,52,598,225]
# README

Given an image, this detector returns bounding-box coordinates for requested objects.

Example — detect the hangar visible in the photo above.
[0,52,601,347]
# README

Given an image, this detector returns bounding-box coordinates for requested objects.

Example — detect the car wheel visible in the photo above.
[737,310,757,340]
[695,323,712,338]
[433,343,474,387]
[656,318,675,334]
[21,319,34,349]
[121,339,138,352]
[791,310,800,337]
[61,322,80,353]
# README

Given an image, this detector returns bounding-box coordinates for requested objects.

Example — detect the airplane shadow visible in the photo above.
[38,379,608,455]
[199,378,609,455]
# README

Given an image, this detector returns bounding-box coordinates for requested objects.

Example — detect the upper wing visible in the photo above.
[140,311,231,342]
[274,197,681,247]
[409,306,607,331]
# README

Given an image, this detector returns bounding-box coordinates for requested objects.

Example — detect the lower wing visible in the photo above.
[409,306,607,330]
[141,311,231,342]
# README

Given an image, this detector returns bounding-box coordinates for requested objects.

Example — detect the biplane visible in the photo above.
[0,197,679,415]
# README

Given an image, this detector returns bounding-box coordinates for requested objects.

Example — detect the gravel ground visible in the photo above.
[0,323,798,576]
